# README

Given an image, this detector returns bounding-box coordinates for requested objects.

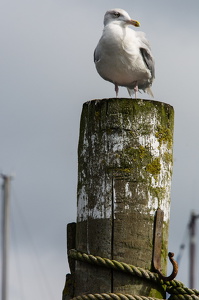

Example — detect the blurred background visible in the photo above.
[1,0,199,299]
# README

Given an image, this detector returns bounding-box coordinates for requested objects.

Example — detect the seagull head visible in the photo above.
[104,8,140,28]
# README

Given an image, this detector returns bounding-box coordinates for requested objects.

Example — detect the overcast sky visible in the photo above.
[1,0,199,299]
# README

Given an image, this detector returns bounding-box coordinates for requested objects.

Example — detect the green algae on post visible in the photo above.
[75,98,174,298]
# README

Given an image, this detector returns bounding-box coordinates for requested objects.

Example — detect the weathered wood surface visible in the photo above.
[74,98,174,297]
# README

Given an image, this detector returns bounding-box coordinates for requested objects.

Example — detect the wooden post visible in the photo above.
[74,98,174,298]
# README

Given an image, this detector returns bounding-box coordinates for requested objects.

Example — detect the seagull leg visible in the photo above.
[134,82,138,99]
[115,84,119,97]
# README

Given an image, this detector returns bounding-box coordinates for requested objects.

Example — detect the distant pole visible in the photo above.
[1,175,12,300]
[189,211,199,289]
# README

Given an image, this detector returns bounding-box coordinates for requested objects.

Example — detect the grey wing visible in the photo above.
[140,47,155,79]
[137,31,155,78]
[94,45,101,63]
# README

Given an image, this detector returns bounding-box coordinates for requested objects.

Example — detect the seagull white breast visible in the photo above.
[94,8,155,97]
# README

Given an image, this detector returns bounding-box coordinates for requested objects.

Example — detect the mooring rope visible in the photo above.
[71,293,199,300]
[67,249,199,300]
[71,293,165,300]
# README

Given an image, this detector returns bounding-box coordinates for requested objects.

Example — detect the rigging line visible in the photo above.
[176,221,189,265]
[11,186,55,300]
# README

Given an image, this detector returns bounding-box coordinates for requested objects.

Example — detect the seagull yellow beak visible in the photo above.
[127,19,140,27]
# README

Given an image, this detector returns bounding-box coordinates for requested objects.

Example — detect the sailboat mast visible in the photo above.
[1,175,12,300]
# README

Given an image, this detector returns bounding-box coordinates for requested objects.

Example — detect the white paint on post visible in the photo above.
[77,179,112,222]
[77,100,173,223]
[77,186,88,222]
[125,182,132,199]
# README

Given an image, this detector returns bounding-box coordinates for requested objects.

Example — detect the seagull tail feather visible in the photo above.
[127,87,154,98]
[145,87,154,98]
[127,88,133,97]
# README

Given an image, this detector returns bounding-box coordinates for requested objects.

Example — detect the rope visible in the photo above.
[71,293,162,300]
[71,293,199,300]
[68,249,160,283]
[68,249,199,300]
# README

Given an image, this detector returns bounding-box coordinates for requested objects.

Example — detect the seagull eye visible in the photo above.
[114,12,120,18]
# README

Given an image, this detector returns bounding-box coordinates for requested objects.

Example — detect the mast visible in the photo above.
[1,175,12,300]
[189,211,199,289]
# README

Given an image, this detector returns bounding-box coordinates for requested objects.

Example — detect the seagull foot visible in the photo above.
[115,84,119,98]
[134,83,138,99]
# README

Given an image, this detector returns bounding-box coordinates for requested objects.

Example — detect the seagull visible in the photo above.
[94,8,155,98]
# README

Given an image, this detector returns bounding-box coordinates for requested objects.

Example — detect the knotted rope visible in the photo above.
[68,249,199,300]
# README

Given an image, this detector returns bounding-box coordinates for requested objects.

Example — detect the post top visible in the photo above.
[83,98,174,110]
